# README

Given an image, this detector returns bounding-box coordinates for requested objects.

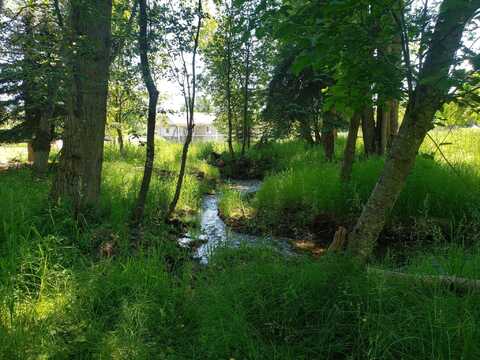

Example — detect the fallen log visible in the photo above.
[367,267,480,294]
[328,226,480,293]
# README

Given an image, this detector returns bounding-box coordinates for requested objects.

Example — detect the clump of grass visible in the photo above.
[218,188,249,218]
[255,162,347,230]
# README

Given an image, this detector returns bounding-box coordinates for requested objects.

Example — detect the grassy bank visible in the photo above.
[219,128,480,247]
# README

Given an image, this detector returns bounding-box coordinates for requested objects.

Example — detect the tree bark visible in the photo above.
[322,111,336,161]
[368,268,480,294]
[361,106,376,156]
[32,84,56,176]
[340,112,361,182]
[347,0,480,262]
[32,115,52,175]
[225,6,235,157]
[27,142,35,163]
[168,127,193,217]
[52,0,112,213]
[131,0,159,227]
[387,99,399,150]
[375,103,390,155]
[116,127,125,156]
[241,37,251,157]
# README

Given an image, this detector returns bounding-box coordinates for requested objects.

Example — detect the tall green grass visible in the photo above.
[2,134,480,359]
[246,129,480,236]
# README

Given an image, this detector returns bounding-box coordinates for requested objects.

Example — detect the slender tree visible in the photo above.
[166,0,203,218]
[130,0,159,226]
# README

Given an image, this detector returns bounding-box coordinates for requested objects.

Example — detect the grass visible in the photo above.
[0,143,29,163]
[2,133,480,358]
[219,128,480,244]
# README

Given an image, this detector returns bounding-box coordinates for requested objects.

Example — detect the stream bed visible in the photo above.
[179,180,294,264]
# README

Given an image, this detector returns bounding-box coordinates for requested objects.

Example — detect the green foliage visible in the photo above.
[203,0,275,146]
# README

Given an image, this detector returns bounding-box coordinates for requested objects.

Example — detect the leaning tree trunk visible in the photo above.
[340,112,361,182]
[52,0,112,213]
[131,0,159,227]
[347,0,480,262]
[168,126,193,217]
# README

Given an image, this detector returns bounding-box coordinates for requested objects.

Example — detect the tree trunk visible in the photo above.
[32,115,52,175]
[52,0,112,213]
[131,0,159,227]
[322,129,335,162]
[322,111,336,161]
[347,0,480,262]
[116,127,125,156]
[168,127,193,217]
[241,38,251,157]
[361,106,376,156]
[32,82,56,175]
[387,99,399,150]
[375,103,390,155]
[27,142,34,163]
[226,12,234,157]
[167,0,202,218]
[340,112,361,182]
[313,117,322,144]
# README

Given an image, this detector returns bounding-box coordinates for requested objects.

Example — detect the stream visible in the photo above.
[179,180,293,264]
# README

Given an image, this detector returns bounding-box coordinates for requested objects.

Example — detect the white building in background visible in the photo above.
[156,112,224,142]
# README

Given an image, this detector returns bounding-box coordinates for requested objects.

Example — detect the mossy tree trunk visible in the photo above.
[347,0,480,261]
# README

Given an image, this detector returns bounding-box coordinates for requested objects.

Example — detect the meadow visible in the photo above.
[1,132,480,359]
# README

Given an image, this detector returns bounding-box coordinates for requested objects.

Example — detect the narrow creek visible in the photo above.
[179,180,294,264]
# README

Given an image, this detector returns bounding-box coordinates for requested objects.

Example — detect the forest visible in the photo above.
[1,0,480,358]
